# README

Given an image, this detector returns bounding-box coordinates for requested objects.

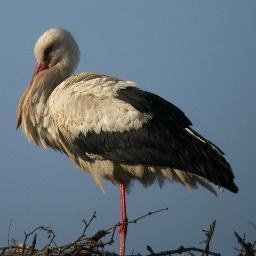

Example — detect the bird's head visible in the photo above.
[33,28,80,77]
[16,28,80,129]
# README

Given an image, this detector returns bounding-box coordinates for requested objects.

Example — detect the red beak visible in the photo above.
[33,63,49,76]
[16,63,49,130]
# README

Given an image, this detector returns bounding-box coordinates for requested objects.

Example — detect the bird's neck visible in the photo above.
[20,65,72,148]
[34,66,70,99]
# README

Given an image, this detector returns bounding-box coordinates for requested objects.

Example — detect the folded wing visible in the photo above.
[48,73,238,193]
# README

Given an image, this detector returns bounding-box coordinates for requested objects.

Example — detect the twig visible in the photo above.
[127,207,169,225]
[99,226,117,248]
[20,225,56,254]
[105,207,169,233]
[146,245,155,254]
[29,234,37,255]
[234,232,256,256]
[7,219,13,248]
[127,246,221,256]
[202,220,216,256]
[57,211,97,254]
[82,211,97,236]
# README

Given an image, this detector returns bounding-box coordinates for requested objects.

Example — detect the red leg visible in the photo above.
[119,183,128,256]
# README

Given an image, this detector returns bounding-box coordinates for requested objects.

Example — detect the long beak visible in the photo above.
[16,115,22,129]
[16,63,49,129]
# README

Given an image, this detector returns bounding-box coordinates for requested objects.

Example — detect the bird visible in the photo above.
[16,28,238,256]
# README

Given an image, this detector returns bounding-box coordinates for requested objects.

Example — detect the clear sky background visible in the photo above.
[0,1,255,255]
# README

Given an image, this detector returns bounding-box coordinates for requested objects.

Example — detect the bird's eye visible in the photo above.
[44,45,53,60]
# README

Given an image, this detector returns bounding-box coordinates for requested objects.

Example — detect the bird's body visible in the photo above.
[17,28,238,256]
[18,70,237,194]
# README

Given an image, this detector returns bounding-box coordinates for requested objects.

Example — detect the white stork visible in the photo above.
[16,28,238,256]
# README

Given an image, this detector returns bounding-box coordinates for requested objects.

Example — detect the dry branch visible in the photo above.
[201,220,216,256]
[0,210,255,256]
[234,232,256,256]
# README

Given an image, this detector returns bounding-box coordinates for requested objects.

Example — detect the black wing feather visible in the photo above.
[117,87,192,129]
[74,87,238,193]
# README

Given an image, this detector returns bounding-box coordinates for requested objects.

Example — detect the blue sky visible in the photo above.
[0,1,255,254]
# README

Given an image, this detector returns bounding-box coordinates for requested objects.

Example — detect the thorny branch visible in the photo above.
[234,232,256,256]
[0,210,255,256]
[201,220,216,256]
